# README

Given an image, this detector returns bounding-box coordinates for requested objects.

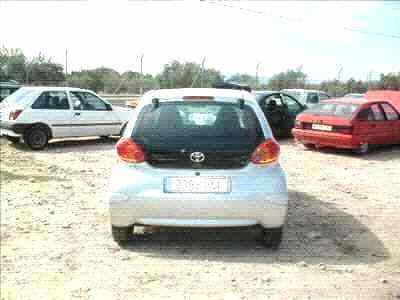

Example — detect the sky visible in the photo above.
[1,0,399,82]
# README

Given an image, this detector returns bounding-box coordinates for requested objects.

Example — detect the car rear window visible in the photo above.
[305,102,359,118]
[1,88,41,107]
[132,101,264,156]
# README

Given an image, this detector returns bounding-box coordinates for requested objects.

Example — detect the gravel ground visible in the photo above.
[1,137,400,299]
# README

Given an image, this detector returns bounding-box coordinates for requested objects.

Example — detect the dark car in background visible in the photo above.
[0,80,21,102]
[254,91,306,138]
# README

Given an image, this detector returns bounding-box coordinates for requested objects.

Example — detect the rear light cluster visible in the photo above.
[116,138,280,165]
[116,138,146,163]
[295,120,303,129]
[9,109,23,120]
[251,139,280,165]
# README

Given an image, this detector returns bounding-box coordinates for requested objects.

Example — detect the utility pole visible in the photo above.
[367,70,373,89]
[65,49,68,86]
[255,62,260,89]
[336,67,343,97]
[200,57,205,88]
[139,54,144,95]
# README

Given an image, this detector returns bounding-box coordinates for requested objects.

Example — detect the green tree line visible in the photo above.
[1,47,399,95]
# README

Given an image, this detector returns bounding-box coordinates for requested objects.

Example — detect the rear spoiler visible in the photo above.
[212,82,252,93]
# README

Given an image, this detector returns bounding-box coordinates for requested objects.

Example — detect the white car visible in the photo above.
[0,86,133,150]
[281,89,331,106]
[108,88,288,249]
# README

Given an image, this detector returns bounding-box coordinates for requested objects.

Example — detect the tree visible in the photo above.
[26,53,65,85]
[156,60,224,89]
[267,67,307,90]
[0,47,27,82]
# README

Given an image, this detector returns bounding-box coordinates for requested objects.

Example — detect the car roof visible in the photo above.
[324,97,386,105]
[18,86,94,93]
[253,90,278,95]
[0,81,21,88]
[142,88,256,103]
[282,89,324,93]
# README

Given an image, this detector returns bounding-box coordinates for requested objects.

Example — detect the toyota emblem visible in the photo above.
[190,152,205,163]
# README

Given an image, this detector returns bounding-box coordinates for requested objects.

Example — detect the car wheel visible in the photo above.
[354,143,369,155]
[261,227,283,250]
[6,136,20,144]
[24,126,49,150]
[111,225,133,245]
[302,143,315,150]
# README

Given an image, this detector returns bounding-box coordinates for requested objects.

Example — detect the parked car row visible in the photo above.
[1,84,399,249]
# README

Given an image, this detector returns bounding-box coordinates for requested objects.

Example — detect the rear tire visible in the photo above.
[302,143,315,150]
[353,143,369,155]
[112,225,133,245]
[6,136,20,144]
[24,126,49,150]
[262,227,283,250]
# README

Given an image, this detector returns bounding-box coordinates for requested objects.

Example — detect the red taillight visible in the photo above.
[295,120,303,129]
[116,137,146,163]
[251,139,280,165]
[334,126,353,134]
[9,109,23,120]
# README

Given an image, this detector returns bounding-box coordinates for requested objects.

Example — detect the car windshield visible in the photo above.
[132,101,264,152]
[1,88,41,107]
[305,102,359,118]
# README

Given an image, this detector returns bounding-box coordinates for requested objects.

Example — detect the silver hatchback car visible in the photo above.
[108,88,288,249]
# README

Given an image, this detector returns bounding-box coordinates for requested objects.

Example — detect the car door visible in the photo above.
[281,93,305,131]
[69,91,121,137]
[30,90,72,138]
[319,93,330,102]
[306,92,319,107]
[380,102,400,144]
[368,104,390,145]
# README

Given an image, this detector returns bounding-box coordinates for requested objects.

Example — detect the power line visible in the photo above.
[205,0,400,40]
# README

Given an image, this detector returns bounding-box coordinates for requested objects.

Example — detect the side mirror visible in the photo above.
[106,103,113,111]
[73,100,81,108]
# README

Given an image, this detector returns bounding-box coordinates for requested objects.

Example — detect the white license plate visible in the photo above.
[312,124,332,131]
[165,176,231,193]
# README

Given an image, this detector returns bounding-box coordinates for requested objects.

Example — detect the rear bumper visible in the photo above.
[109,193,288,228]
[0,121,27,137]
[292,128,359,149]
[108,163,288,228]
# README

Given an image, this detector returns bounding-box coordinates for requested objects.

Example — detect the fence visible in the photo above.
[99,94,141,108]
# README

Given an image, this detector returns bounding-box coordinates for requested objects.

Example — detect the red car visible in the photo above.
[292,97,400,154]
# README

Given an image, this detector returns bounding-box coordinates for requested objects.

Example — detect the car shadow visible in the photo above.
[309,144,400,162]
[120,190,390,265]
[7,136,119,153]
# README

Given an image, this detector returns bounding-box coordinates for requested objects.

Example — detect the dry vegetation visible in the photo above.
[1,137,400,299]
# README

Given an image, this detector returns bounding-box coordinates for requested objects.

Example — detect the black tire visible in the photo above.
[261,227,283,250]
[24,126,49,150]
[353,143,369,155]
[111,225,133,245]
[6,136,20,144]
[303,143,315,150]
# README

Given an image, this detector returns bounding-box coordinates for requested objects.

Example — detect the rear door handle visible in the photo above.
[74,112,81,116]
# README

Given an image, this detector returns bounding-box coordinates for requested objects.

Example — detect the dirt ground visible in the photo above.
[1,136,400,300]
